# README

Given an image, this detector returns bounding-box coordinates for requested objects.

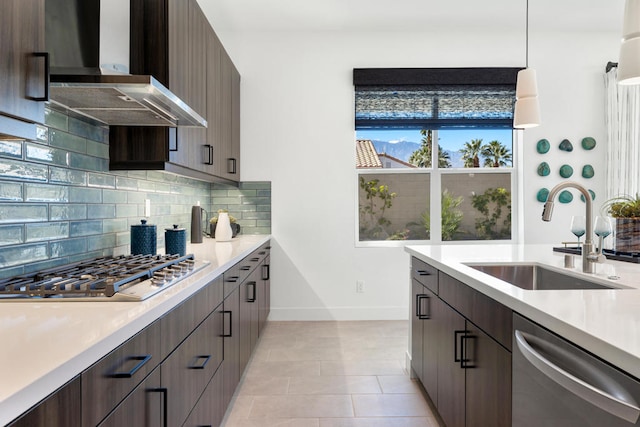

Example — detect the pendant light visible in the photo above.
[513,0,541,128]
[618,0,640,85]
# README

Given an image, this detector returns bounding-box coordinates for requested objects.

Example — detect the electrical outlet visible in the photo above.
[356,280,365,293]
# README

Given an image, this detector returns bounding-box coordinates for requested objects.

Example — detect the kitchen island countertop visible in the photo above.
[0,235,270,427]
[406,244,640,381]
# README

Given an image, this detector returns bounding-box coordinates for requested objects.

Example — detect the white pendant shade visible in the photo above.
[619,0,640,85]
[514,68,540,129]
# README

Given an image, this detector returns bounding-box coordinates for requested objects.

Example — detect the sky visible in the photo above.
[356,129,512,152]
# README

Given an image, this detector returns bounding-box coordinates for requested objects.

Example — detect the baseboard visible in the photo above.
[267,306,408,321]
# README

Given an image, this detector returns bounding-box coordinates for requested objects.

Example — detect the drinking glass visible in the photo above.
[594,216,613,238]
[570,216,586,245]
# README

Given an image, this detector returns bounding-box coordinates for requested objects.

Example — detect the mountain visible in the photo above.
[370,139,464,168]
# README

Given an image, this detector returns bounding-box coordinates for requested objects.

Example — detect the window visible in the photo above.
[354,68,521,244]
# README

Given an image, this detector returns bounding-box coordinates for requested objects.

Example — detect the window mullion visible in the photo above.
[431,129,442,243]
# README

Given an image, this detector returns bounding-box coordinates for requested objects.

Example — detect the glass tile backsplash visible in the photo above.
[0,108,271,278]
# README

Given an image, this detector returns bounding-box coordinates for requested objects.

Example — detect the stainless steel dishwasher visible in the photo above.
[513,313,640,426]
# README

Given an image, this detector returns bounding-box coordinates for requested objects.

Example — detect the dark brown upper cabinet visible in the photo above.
[109,0,240,183]
[0,0,47,136]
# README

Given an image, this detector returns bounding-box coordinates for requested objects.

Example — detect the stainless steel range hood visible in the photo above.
[45,0,207,128]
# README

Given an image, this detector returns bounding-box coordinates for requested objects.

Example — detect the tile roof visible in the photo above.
[378,153,416,168]
[356,139,382,168]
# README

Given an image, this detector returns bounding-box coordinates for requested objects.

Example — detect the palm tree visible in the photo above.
[459,139,484,168]
[408,129,452,168]
[481,140,512,167]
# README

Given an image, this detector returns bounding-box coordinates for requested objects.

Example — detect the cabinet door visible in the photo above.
[222,285,241,409]
[216,48,239,181]
[183,368,224,427]
[411,279,425,382]
[239,275,257,373]
[8,376,81,427]
[0,0,46,124]
[97,368,163,427]
[437,302,466,427]
[465,323,512,427]
[421,287,439,406]
[161,305,223,427]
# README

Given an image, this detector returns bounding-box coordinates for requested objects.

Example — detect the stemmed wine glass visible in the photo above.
[570,216,586,246]
[594,216,613,253]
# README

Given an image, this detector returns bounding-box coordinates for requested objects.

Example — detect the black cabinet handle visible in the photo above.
[240,266,251,271]
[454,330,473,368]
[250,257,260,262]
[110,354,152,378]
[30,52,49,101]
[460,335,475,369]
[150,387,168,427]
[227,158,237,174]
[203,144,213,165]
[262,264,270,281]
[247,281,256,302]
[225,276,239,283]
[416,294,430,319]
[222,310,232,337]
[416,270,431,276]
[259,251,267,255]
[454,330,466,365]
[188,355,211,369]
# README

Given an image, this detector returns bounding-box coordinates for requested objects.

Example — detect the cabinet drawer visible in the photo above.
[161,306,224,427]
[224,246,267,297]
[82,320,162,427]
[160,276,223,360]
[438,272,512,351]
[97,367,162,427]
[412,257,438,293]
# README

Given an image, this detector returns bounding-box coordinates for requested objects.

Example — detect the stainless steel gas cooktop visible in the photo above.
[0,253,209,301]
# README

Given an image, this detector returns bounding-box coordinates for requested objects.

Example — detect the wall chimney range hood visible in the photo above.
[45,0,207,128]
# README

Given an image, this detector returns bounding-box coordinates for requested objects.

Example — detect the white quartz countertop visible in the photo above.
[405,244,640,381]
[0,235,270,426]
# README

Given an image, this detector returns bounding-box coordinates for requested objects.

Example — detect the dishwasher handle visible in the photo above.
[515,330,640,424]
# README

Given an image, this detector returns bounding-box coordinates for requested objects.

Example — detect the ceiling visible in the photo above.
[198,0,625,34]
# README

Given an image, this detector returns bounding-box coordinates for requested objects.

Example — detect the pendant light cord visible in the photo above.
[525,0,529,68]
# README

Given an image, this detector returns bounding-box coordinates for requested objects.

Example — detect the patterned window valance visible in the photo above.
[354,68,522,129]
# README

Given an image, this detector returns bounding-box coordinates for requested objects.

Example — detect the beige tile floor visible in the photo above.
[221,320,443,427]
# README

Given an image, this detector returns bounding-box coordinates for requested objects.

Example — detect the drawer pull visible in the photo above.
[250,257,260,262]
[416,294,430,319]
[226,276,239,283]
[227,158,237,174]
[222,310,233,337]
[247,281,257,302]
[240,266,251,271]
[262,264,270,281]
[416,270,431,276]
[259,251,267,255]
[150,387,168,427]
[110,354,152,378]
[188,355,211,369]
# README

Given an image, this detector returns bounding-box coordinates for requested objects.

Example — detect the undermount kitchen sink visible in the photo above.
[466,263,621,291]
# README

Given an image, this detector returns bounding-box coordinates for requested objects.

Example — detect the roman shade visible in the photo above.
[354,68,522,129]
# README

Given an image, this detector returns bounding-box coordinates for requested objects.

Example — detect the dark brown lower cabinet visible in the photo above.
[437,301,467,427]
[183,367,224,427]
[162,303,224,427]
[97,368,163,427]
[222,284,241,410]
[410,257,512,427]
[8,377,81,427]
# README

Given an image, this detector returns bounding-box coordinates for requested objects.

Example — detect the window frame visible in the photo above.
[355,129,524,247]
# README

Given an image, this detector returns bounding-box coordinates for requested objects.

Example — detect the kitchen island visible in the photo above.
[406,244,640,381]
[0,235,270,426]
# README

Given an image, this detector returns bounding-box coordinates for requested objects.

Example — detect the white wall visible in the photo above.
[220,27,621,320]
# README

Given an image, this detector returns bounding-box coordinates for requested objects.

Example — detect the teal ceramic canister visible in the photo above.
[131,219,157,255]
[165,224,187,256]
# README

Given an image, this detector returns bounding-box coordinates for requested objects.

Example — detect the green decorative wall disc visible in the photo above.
[582,164,594,178]
[559,139,573,152]
[580,189,596,202]
[581,137,596,150]
[559,164,573,178]
[536,139,550,154]
[537,162,550,176]
[536,188,549,203]
[559,190,573,203]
